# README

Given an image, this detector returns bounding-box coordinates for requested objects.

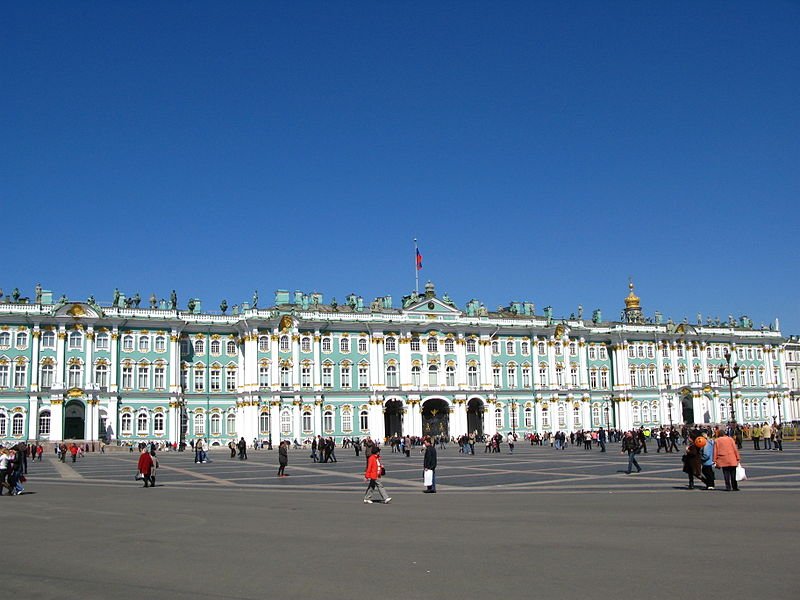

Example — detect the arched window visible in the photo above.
[69,331,83,350]
[444,338,455,353]
[68,364,82,388]
[280,366,291,388]
[94,364,108,388]
[0,412,6,436]
[538,342,546,355]
[226,340,237,355]
[592,405,600,426]
[506,341,514,355]
[322,410,333,433]
[446,365,456,387]
[154,412,165,434]
[38,410,51,437]
[341,407,353,432]
[301,337,312,353]
[632,404,641,424]
[1,332,12,348]
[281,410,292,434]
[12,413,24,436]
[16,332,28,349]
[524,407,533,428]
[507,365,517,388]
[360,409,369,431]
[558,405,566,427]
[302,411,312,432]
[339,337,349,353]
[139,335,150,352]
[411,366,421,387]
[259,411,270,434]
[194,413,205,435]
[428,365,438,386]
[258,336,270,352]
[410,337,420,351]
[495,407,503,429]
[194,339,205,354]
[466,339,477,353]
[384,337,396,352]
[521,341,529,355]
[491,341,499,355]
[210,413,221,435]
[210,340,221,355]
[137,412,149,434]
[386,365,398,388]
[40,363,54,389]
[321,337,332,353]
[573,406,580,427]
[541,407,550,428]
[358,338,368,353]
[467,365,478,387]
[41,330,56,349]
[642,403,651,423]
[428,338,438,353]
[226,412,236,434]
[155,336,166,352]
[121,412,132,434]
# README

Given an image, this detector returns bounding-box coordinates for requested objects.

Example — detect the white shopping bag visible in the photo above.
[423,469,433,487]
[735,463,747,482]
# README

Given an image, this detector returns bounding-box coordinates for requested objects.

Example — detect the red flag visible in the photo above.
[416,248,423,271]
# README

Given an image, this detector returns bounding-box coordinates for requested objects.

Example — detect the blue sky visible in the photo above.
[3,1,799,331]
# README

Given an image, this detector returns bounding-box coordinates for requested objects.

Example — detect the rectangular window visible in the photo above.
[154,366,165,390]
[493,367,501,387]
[301,366,312,388]
[0,365,9,387]
[539,368,547,386]
[358,366,369,389]
[138,366,150,389]
[522,368,530,388]
[210,369,221,392]
[341,366,351,389]
[194,370,205,392]
[226,370,236,392]
[96,334,109,350]
[14,364,27,387]
[122,366,133,389]
[259,366,270,388]
[322,365,332,388]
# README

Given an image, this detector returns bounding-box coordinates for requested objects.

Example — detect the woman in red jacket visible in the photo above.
[363,446,391,504]
[137,449,155,488]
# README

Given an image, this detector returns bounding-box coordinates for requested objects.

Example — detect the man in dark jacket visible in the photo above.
[621,431,642,474]
[423,436,438,493]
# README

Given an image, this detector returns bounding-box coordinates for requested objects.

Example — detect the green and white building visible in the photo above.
[0,281,794,445]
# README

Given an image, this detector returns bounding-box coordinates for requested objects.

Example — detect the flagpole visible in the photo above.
[414,238,419,296]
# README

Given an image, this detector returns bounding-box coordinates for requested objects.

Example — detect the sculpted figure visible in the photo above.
[35,283,42,303]
[170,290,177,310]
[150,293,158,309]
[252,290,258,308]
[220,299,228,314]
[113,288,120,307]
[187,298,196,313]
[133,293,141,308]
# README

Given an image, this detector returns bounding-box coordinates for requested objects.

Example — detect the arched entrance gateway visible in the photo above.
[422,398,449,438]
[64,399,86,439]
[681,395,695,424]
[466,398,484,436]
[384,399,404,438]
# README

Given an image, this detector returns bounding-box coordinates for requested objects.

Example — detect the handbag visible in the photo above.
[380,466,386,476]
[424,469,433,487]
[135,472,143,481]
[735,463,747,482]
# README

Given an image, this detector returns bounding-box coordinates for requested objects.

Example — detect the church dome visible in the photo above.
[624,281,641,310]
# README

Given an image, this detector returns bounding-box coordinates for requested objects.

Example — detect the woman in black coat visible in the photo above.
[681,438,705,489]
[277,441,288,477]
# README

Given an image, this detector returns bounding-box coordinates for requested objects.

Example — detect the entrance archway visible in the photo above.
[681,395,694,424]
[467,398,484,436]
[384,399,404,437]
[64,399,86,439]
[422,398,449,438]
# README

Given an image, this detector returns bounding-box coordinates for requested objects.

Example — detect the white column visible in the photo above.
[85,329,94,388]
[292,399,301,440]
[56,327,66,387]
[28,395,39,439]
[578,340,588,388]
[110,329,119,391]
[31,328,41,391]
[371,400,386,442]
[313,398,322,436]
[484,401,497,436]
[50,397,64,441]
[270,332,279,391]
[547,340,556,388]
[106,396,119,441]
[399,334,411,389]
[456,337,467,386]
[270,400,281,444]
[454,400,467,435]
[168,401,178,444]
[480,339,491,389]
[169,332,180,393]
[312,332,321,389]
[700,343,709,384]
[292,333,300,389]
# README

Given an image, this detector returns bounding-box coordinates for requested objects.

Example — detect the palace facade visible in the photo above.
[0,282,795,445]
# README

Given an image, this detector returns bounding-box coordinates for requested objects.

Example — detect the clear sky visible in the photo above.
[3,2,799,331]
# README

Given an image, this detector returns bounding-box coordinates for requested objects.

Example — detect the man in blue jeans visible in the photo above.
[621,431,642,474]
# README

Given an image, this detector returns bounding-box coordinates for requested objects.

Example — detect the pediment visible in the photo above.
[54,303,102,319]
[403,297,461,316]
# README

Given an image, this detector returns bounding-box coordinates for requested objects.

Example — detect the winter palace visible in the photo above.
[0,282,795,446]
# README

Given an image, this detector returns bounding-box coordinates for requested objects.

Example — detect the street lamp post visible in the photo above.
[719,351,740,424]
[511,398,517,437]
[666,385,674,429]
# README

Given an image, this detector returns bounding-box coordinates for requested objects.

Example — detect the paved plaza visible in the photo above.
[5,442,800,599]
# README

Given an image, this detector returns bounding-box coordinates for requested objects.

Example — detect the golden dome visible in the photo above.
[624,280,641,310]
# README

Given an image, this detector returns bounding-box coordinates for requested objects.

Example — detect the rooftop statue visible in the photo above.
[577,304,583,319]
[220,299,228,314]
[35,283,42,303]
[12,288,20,302]
[187,298,196,313]
[150,293,158,309]
[170,290,177,310]
[58,294,67,304]
[252,290,258,308]
[113,288,120,307]
[87,295,95,305]
[133,293,141,308]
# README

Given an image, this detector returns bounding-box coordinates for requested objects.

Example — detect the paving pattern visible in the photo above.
[26,440,800,494]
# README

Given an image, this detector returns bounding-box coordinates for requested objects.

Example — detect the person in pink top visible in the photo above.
[712,430,741,491]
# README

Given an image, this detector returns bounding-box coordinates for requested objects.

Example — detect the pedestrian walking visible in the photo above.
[137,448,155,488]
[363,446,390,504]
[621,431,642,474]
